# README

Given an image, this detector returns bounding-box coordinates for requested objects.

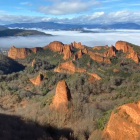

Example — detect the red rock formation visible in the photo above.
[115,41,139,63]
[8,46,31,59]
[93,45,109,50]
[30,47,42,53]
[113,68,119,73]
[103,46,116,57]
[8,46,42,59]
[87,72,101,81]
[63,45,72,60]
[104,101,140,140]
[88,51,111,64]
[44,41,72,60]
[50,80,71,110]
[54,60,86,74]
[73,41,85,49]
[30,73,44,85]
[73,49,83,60]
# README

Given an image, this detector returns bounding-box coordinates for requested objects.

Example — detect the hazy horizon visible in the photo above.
[1,29,140,48]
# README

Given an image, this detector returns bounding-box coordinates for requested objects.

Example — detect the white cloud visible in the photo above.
[38,1,101,15]
[0,10,140,25]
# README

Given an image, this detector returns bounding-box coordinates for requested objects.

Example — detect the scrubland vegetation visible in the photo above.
[1,43,140,140]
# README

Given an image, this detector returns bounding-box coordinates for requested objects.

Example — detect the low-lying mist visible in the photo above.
[1,29,140,48]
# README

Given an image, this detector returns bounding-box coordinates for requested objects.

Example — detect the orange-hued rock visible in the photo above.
[44,41,72,60]
[31,59,36,67]
[30,47,42,53]
[104,101,140,140]
[50,80,71,110]
[103,46,116,57]
[93,45,109,50]
[113,68,119,73]
[73,49,83,60]
[8,46,31,59]
[8,46,42,59]
[87,72,101,80]
[115,41,139,63]
[88,51,111,64]
[54,60,86,74]
[82,48,88,54]
[30,73,44,85]
[63,45,72,60]
[73,41,85,49]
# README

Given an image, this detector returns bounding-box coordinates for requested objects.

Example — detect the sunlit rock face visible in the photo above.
[44,41,72,60]
[30,73,44,85]
[8,46,42,59]
[54,60,86,74]
[104,101,140,140]
[8,46,31,59]
[115,41,139,63]
[72,41,85,49]
[50,80,71,110]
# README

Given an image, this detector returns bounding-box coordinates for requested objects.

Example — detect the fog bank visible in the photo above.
[1,29,140,48]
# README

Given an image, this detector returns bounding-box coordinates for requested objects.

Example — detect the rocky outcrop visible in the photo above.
[115,41,139,63]
[104,101,140,140]
[113,68,119,73]
[8,46,42,59]
[93,45,108,50]
[30,73,44,85]
[88,51,111,64]
[8,46,31,59]
[44,41,72,60]
[54,60,86,74]
[73,41,85,49]
[87,72,101,81]
[73,49,83,60]
[30,47,42,53]
[103,46,116,57]
[50,80,71,110]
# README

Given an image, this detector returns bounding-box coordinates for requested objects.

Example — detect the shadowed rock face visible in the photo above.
[115,41,139,63]
[30,73,44,85]
[50,80,71,110]
[104,101,140,140]
[54,60,86,74]
[8,46,42,59]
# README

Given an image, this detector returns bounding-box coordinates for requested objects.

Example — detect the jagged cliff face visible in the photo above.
[54,60,86,74]
[103,46,116,57]
[88,51,111,64]
[44,41,72,60]
[8,46,31,59]
[115,41,139,63]
[30,73,44,85]
[50,80,71,110]
[8,46,42,59]
[104,101,140,140]
[73,41,85,49]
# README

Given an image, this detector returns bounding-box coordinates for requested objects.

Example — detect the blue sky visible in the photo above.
[0,0,140,24]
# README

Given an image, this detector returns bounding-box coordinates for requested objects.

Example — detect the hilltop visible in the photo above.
[0,28,51,37]
[0,40,140,139]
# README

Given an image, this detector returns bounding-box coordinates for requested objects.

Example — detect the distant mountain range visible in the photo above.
[4,22,140,30]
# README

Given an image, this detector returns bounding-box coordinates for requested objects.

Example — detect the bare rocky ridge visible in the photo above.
[30,73,44,85]
[104,101,140,140]
[50,80,71,110]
